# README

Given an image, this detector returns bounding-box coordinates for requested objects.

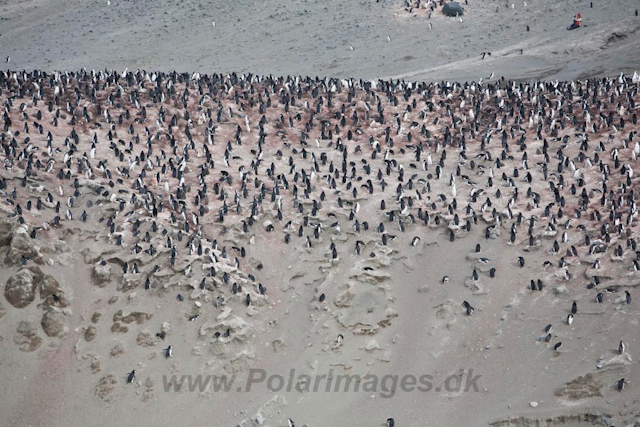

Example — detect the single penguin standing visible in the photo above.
[617,378,626,392]
[462,301,474,315]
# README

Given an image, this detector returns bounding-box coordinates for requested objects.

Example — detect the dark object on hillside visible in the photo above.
[443,1,464,17]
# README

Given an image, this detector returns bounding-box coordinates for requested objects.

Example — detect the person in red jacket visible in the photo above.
[568,13,582,30]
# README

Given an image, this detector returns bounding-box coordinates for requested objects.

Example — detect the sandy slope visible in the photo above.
[0,69,639,427]
[0,0,638,82]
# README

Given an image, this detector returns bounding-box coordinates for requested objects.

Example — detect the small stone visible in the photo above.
[530,401,538,408]
[272,337,287,353]
[365,339,380,352]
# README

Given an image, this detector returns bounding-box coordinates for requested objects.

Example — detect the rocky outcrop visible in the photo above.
[4,267,67,310]
[0,217,14,246]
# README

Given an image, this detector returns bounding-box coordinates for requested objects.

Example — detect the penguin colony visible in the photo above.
[1,69,639,424]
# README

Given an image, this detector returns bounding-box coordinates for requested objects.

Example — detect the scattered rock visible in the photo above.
[223,349,254,373]
[161,322,171,335]
[113,310,153,325]
[14,321,42,352]
[143,377,154,403]
[90,356,102,373]
[272,337,287,353]
[110,343,125,357]
[530,401,538,408]
[555,373,603,399]
[200,315,254,343]
[136,330,156,347]
[54,240,69,253]
[365,339,381,352]
[95,374,119,403]
[111,322,129,334]
[91,312,102,323]
[85,326,97,342]
[334,285,355,308]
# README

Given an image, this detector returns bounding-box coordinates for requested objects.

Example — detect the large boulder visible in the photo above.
[6,226,43,265]
[443,1,464,16]
[4,269,37,308]
[39,274,70,307]
[92,262,112,287]
[41,309,65,337]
